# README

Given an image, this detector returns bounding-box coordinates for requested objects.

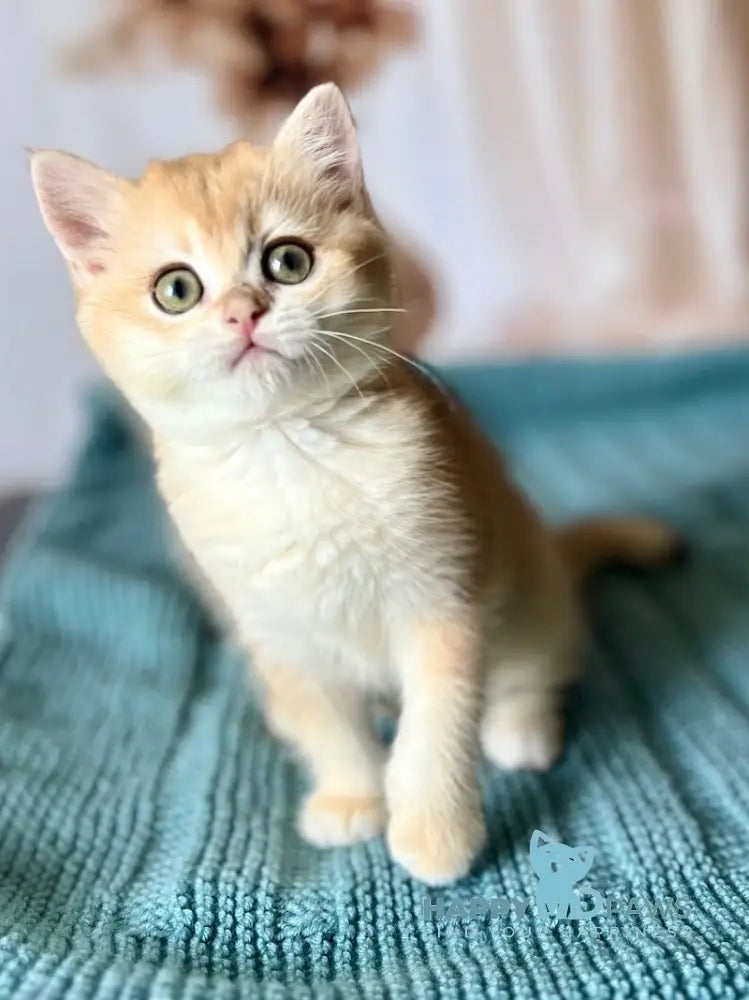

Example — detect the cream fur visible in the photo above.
[30,84,679,885]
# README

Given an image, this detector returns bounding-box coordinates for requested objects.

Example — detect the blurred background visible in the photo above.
[4,0,749,490]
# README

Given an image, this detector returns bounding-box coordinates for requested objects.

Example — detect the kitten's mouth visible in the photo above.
[230,340,283,371]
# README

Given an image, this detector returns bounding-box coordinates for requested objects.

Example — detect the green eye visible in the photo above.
[262,241,313,285]
[152,266,203,314]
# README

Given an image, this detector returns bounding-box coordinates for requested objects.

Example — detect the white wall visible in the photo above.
[2,0,233,489]
[0,0,525,488]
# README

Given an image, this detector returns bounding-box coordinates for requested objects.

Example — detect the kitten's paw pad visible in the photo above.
[387,810,486,885]
[298,792,387,847]
[481,712,563,771]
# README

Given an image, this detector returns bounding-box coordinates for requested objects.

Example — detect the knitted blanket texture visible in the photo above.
[2,351,749,998]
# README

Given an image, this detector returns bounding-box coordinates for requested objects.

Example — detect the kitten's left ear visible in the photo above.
[273,83,363,205]
[530,829,552,853]
[29,149,125,285]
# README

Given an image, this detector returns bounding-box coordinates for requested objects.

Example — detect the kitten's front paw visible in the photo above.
[481,700,563,771]
[298,791,387,847]
[387,806,486,884]
[481,714,563,771]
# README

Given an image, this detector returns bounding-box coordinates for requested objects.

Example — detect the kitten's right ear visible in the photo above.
[273,83,363,207]
[29,150,124,284]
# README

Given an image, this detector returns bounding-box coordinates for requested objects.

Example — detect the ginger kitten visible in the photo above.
[30,84,678,884]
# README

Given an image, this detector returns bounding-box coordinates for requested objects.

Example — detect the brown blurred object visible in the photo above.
[63,0,415,133]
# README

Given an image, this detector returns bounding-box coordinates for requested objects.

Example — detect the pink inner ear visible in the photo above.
[31,151,118,277]
[275,84,362,198]
[49,211,108,275]
[71,222,106,275]
[63,216,107,250]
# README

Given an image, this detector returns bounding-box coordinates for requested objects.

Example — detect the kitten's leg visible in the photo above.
[480,648,576,771]
[253,653,387,846]
[386,618,486,884]
[480,683,565,771]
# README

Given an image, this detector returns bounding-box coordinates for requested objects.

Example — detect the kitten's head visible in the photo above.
[30,84,394,436]
[529,830,595,883]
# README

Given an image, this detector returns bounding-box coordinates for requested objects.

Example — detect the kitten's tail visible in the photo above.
[555,516,684,585]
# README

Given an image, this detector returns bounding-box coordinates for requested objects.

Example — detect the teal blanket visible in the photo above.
[2,350,749,999]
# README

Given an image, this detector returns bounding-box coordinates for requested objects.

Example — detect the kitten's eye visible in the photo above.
[152,266,203,314]
[262,242,313,285]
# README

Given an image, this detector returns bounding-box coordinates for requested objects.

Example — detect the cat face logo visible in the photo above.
[529,830,604,922]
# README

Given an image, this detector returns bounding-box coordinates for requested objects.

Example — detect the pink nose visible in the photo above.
[222,294,267,342]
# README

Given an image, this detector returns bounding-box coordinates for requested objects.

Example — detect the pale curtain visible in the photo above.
[435,0,749,353]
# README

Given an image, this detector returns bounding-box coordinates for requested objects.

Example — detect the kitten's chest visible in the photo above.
[157,422,414,645]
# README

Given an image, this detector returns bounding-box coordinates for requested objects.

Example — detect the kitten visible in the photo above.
[30,83,679,885]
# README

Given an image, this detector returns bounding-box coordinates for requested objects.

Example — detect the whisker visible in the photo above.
[347,251,389,277]
[304,346,332,394]
[315,332,392,387]
[309,325,394,370]
[314,329,447,397]
[305,254,389,308]
[310,325,393,339]
[317,307,407,320]
[308,340,365,401]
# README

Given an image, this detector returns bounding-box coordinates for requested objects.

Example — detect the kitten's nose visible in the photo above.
[222,291,267,342]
